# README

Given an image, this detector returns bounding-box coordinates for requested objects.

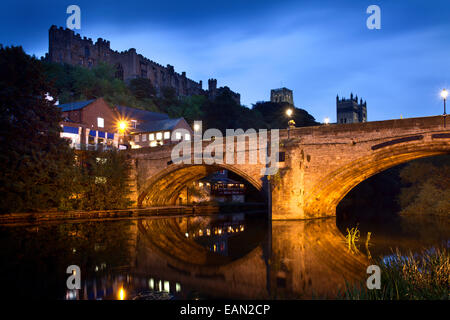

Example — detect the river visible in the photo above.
[0,212,448,299]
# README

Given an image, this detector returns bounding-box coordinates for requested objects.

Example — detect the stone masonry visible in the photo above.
[127,115,450,220]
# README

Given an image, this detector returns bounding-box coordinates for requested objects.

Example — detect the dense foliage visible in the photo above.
[0,46,133,213]
[42,60,318,131]
[398,155,450,216]
[65,150,134,211]
[341,248,449,300]
[0,46,75,213]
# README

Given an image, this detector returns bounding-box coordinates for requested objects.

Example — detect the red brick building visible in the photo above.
[59,98,119,149]
[58,98,193,150]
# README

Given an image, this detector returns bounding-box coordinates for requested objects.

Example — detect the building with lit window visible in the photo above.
[116,105,192,149]
[188,170,246,203]
[58,98,119,150]
[57,98,192,150]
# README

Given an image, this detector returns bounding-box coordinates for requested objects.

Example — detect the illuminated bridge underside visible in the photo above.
[128,115,450,220]
[139,164,264,207]
[303,141,449,216]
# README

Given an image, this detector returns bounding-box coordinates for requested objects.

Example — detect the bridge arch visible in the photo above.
[138,163,265,207]
[303,139,450,216]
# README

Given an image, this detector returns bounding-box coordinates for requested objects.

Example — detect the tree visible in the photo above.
[398,155,450,216]
[252,101,318,129]
[0,46,75,213]
[128,77,156,99]
[72,150,133,210]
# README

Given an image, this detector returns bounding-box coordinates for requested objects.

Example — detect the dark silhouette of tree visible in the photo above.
[0,46,75,212]
[252,101,318,129]
[128,77,156,99]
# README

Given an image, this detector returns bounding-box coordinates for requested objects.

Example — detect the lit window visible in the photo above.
[134,135,139,142]
[175,132,181,140]
[142,134,147,142]
[95,176,107,184]
[150,141,157,147]
[149,279,154,290]
[156,132,162,140]
[149,133,155,141]
[164,131,170,140]
[163,281,170,293]
[97,117,104,128]
[185,133,190,141]
[131,120,137,129]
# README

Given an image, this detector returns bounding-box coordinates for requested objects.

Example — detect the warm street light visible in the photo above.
[193,123,200,132]
[324,117,330,125]
[286,108,294,139]
[441,89,448,115]
[118,120,127,132]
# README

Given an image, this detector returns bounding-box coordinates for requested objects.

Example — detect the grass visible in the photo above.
[340,248,449,300]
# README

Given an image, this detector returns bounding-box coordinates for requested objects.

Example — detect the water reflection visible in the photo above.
[0,213,448,300]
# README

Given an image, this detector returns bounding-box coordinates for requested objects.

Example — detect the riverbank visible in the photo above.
[0,202,267,226]
[340,248,449,300]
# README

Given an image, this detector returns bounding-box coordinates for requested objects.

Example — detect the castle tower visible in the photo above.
[336,94,367,124]
[270,87,294,105]
[208,78,217,98]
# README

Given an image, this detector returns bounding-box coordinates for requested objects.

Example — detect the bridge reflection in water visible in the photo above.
[70,213,368,300]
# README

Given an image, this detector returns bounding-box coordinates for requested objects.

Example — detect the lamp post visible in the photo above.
[286,108,294,139]
[118,120,128,148]
[441,89,448,115]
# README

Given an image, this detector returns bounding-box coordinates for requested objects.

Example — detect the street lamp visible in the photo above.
[118,121,127,132]
[117,120,128,148]
[441,89,448,115]
[286,108,294,139]
[193,123,201,132]
[324,117,330,125]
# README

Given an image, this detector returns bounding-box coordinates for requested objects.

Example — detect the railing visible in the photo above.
[71,143,116,151]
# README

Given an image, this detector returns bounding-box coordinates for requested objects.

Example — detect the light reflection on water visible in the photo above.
[0,213,448,300]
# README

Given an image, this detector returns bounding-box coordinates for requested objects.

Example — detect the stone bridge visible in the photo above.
[128,115,450,220]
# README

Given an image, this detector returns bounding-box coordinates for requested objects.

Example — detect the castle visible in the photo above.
[270,87,294,105]
[336,93,367,124]
[46,25,240,104]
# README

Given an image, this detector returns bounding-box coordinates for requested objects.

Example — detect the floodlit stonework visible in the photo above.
[127,115,450,220]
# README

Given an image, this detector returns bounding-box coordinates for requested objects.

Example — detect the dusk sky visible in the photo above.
[1,0,449,122]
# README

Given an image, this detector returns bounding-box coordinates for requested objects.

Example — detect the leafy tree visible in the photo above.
[128,77,156,99]
[0,46,75,213]
[72,150,134,210]
[252,101,318,129]
[398,155,450,216]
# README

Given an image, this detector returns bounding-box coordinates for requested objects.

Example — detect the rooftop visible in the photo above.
[116,105,169,122]
[57,99,96,112]
[133,118,186,133]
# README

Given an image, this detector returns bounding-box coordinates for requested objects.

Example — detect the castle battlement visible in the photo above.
[47,25,239,102]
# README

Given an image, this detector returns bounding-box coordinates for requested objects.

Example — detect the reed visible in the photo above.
[340,248,449,300]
